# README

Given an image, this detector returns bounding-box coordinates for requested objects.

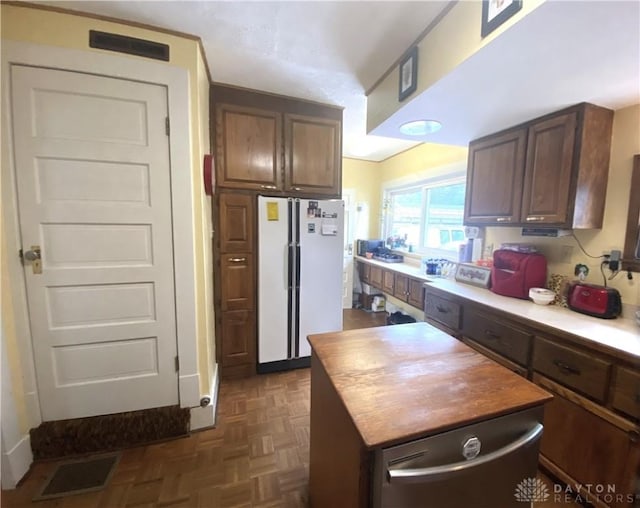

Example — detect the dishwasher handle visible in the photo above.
[387,423,543,484]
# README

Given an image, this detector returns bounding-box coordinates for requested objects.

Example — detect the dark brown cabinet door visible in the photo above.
[536,376,640,507]
[358,261,370,284]
[393,274,409,302]
[521,112,577,225]
[219,193,254,253]
[382,269,395,294]
[215,103,282,191]
[284,113,341,197]
[464,128,527,225]
[220,310,256,368]
[221,253,254,312]
[369,265,383,290]
[407,278,424,310]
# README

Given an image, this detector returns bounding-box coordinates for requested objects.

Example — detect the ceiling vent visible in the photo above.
[89,30,170,61]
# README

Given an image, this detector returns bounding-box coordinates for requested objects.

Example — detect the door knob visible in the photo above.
[23,247,41,261]
[23,245,42,274]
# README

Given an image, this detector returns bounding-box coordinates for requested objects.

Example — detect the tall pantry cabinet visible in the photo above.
[211,84,343,378]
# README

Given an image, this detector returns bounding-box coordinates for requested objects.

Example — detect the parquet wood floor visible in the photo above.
[2,310,580,507]
[2,368,311,508]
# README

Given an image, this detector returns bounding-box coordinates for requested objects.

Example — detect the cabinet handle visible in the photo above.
[292,187,303,191]
[260,185,277,190]
[526,216,545,222]
[228,257,247,263]
[436,305,450,314]
[496,217,511,223]
[484,329,500,340]
[553,360,581,376]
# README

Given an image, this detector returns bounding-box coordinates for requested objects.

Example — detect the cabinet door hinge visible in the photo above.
[174,355,179,371]
[165,117,170,136]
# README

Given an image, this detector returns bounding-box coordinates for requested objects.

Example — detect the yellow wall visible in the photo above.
[367,0,546,133]
[342,158,382,239]
[484,104,640,308]
[0,3,215,414]
[379,143,468,184]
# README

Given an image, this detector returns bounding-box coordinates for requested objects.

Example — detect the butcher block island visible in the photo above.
[308,323,552,508]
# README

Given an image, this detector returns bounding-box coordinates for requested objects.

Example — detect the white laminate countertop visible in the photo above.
[426,278,640,360]
[354,256,640,360]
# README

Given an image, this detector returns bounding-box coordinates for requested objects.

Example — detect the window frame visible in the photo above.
[381,171,466,260]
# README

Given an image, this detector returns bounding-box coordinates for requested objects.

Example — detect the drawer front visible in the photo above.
[612,366,640,420]
[533,337,611,402]
[424,293,461,331]
[462,309,532,365]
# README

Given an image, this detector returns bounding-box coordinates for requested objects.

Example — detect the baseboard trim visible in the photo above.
[189,363,219,431]
[257,357,310,374]
[179,373,201,408]
[1,434,32,489]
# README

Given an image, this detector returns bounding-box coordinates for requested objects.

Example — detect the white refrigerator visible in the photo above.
[258,196,344,372]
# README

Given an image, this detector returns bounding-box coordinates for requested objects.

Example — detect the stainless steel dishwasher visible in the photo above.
[372,406,544,508]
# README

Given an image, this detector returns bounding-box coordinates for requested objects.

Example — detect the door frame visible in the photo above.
[1,41,201,431]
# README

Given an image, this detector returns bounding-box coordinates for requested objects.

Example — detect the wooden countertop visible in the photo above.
[308,322,552,449]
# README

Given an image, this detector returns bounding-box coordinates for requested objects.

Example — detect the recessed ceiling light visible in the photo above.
[399,120,442,136]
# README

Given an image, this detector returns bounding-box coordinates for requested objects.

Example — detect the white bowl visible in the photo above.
[529,288,555,305]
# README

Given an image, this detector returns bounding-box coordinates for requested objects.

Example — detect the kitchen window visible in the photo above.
[382,177,466,258]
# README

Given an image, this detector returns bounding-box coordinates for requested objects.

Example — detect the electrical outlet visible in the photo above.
[609,249,621,271]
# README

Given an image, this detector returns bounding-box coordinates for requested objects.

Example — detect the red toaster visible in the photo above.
[567,283,622,319]
[490,249,547,299]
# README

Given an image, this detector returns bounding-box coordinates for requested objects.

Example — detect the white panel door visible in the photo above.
[11,65,178,420]
[257,197,290,364]
[298,199,344,357]
[342,190,355,309]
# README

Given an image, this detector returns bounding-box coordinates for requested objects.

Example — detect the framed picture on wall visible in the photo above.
[398,46,418,102]
[481,0,523,38]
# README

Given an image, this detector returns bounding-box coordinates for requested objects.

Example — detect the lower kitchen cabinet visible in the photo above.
[407,278,425,309]
[423,284,640,507]
[355,260,425,312]
[220,310,256,376]
[535,375,640,508]
[369,265,383,290]
[382,269,395,294]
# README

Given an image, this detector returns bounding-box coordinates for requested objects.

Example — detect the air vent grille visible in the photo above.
[89,30,170,61]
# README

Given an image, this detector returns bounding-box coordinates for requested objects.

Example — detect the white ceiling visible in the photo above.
[33,0,640,161]
[37,0,449,161]
[371,0,640,146]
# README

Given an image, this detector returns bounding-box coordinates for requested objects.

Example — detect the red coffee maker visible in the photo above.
[491,249,547,299]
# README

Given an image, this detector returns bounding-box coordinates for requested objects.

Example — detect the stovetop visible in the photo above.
[372,252,404,263]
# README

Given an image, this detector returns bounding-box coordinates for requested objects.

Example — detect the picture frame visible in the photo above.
[481,0,523,38]
[455,263,492,288]
[398,46,418,102]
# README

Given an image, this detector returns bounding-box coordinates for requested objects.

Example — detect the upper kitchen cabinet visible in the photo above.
[284,114,341,196]
[215,104,282,191]
[464,128,527,224]
[212,84,343,198]
[464,103,614,228]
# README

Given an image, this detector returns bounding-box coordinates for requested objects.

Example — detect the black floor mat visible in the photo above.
[33,453,120,501]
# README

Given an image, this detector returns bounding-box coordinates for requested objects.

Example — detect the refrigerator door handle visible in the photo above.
[295,244,301,288]
[287,243,293,290]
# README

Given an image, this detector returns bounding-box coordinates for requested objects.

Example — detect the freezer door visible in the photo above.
[297,199,344,358]
[372,406,545,508]
[257,196,291,364]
